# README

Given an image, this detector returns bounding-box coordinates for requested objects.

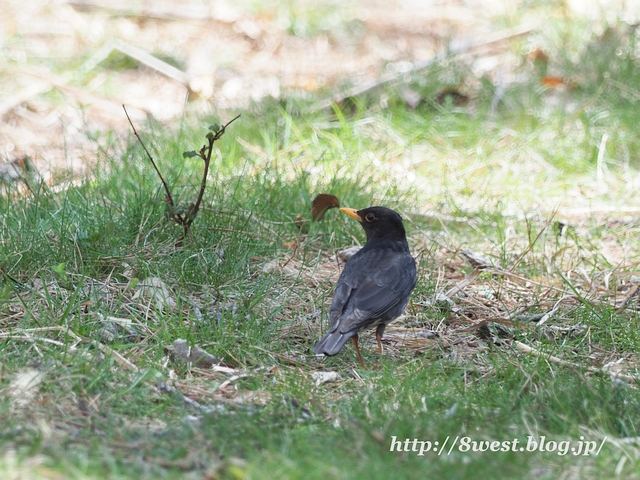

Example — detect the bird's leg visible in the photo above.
[375,324,386,355]
[350,335,367,369]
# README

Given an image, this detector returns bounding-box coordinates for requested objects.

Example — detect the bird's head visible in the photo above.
[340,206,408,243]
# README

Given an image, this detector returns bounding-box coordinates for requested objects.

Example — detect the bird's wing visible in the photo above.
[328,249,416,334]
[327,266,356,330]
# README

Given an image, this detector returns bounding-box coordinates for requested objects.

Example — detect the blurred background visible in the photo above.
[2,0,640,187]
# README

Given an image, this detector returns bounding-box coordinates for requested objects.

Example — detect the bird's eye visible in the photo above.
[365,213,375,222]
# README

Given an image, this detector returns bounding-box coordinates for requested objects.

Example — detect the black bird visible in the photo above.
[312,206,417,368]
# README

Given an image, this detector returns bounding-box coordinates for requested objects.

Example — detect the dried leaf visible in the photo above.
[262,259,300,277]
[133,277,177,312]
[527,46,549,65]
[172,339,221,368]
[541,76,577,89]
[190,345,221,368]
[540,76,565,88]
[311,194,340,221]
[173,339,190,360]
[311,371,341,386]
[8,369,44,407]
[460,249,494,269]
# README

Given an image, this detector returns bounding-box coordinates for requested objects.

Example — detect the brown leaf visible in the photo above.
[311,194,340,221]
[540,76,565,88]
[460,249,494,269]
[172,339,221,368]
[527,46,549,65]
[541,76,577,89]
[435,87,469,106]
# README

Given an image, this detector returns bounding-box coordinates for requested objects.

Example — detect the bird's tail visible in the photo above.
[312,330,355,356]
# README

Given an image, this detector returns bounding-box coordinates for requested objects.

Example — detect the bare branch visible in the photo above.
[123,105,181,222]
[184,114,241,231]
[124,109,240,240]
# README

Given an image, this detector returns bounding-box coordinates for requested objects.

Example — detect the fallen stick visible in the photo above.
[515,340,638,383]
[614,282,640,315]
[0,326,138,371]
[66,1,214,21]
[308,22,537,113]
[112,39,190,85]
[17,67,148,120]
[0,83,52,118]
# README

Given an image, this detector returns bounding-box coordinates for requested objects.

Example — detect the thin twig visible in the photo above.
[535,295,571,327]
[124,111,240,240]
[515,341,638,383]
[253,345,302,366]
[122,104,179,214]
[515,341,576,368]
[0,326,138,371]
[614,282,640,315]
[0,335,66,347]
[509,210,557,272]
[443,269,481,298]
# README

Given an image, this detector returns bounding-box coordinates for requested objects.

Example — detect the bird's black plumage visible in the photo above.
[312,206,417,367]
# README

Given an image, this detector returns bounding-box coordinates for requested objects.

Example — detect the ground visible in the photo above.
[2,0,526,179]
[3,1,640,479]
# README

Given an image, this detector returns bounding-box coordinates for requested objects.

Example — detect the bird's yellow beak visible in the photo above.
[340,207,362,221]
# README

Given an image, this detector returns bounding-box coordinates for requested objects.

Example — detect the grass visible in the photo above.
[3,4,640,479]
